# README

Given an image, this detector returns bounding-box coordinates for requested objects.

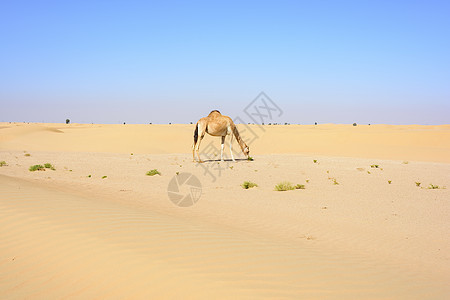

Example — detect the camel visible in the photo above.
[192,110,250,163]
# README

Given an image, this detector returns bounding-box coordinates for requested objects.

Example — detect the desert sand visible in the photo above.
[1,122,449,299]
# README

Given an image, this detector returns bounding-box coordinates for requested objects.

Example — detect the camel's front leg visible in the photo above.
[220,136,225,161]
[230,133,235,162]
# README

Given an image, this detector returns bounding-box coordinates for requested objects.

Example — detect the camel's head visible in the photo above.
[243,146,250,157]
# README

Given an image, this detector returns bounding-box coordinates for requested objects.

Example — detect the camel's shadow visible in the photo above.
[201,158,250,163]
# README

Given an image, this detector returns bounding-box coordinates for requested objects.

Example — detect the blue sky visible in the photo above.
[1,0,449,124]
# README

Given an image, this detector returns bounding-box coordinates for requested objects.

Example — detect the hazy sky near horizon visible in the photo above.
[1,1,449,124]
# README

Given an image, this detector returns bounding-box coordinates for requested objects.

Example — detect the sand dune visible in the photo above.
[1,123,449,298]
[1,122,450,162]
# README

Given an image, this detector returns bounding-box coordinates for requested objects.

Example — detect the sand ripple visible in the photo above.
[1,175,449,299]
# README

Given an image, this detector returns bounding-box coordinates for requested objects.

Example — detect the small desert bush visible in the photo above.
[44,163,55,170]
[428,184,440,189]
[29,164,45,171]
[295,184,305,189]
[388,180,392,184]
[370,164,379,168]
[24,153,31,157]
[0,161,7,167]
[247,156,254,161]
[415,182,421,187]
[146,169,161,176]
[102,175,107,179]
[332,178,339,185]
[275,181,295,191]
[313,159,318,163]
[241,181,258,189]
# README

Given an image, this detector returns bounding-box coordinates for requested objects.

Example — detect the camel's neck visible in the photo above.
[232,124,247,153]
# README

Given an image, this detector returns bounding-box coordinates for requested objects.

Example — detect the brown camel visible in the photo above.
[192,110,250,163]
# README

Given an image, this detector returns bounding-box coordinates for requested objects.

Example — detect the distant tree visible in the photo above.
[66,119,70,124]
[123,122,126,124]
[353,123,357,126]
[315,122,317,125]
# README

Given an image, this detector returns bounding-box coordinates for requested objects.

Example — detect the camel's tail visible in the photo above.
[193,123,199,145]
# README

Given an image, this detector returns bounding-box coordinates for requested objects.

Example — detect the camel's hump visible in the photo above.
[208,110,221,116]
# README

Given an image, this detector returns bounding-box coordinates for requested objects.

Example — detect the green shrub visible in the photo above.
[146,169,161,176]
[295,184,305,189]
[102,175,107,179]
[29,165,45,171]
[275,181,295,191]
[241,181,258,189]
[44,163,55,170]
[0,161,7,167]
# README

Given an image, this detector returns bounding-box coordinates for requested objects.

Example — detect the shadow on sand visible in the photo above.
[200,158,250,163]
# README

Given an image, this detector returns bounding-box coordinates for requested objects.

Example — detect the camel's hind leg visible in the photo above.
[192,141,196,162]
[193,122,207,163]
[195,132,206,163]
[192,124,198,161]
[196,139,205,163]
